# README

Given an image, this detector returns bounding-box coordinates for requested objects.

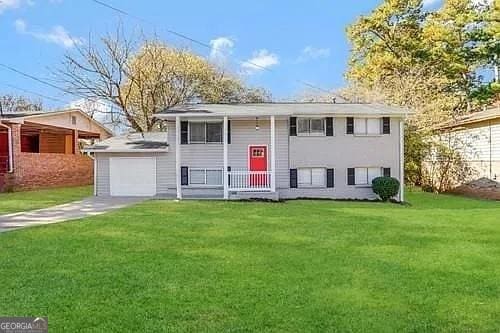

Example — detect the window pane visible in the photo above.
[206,169,223,185]
[367,118,381,135]
[311,168,326,187]
[297,118,309,134]
[189,122,205,143]
[298,169,311,186]
[355,168,368,185]
[206,122,222,143]
[190,170,205,184]
[310,118,325,134]
[368,167,381,183]
[354,118,366,134]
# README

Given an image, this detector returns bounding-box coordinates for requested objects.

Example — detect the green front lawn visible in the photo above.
[0,186,93,215]
[1,191,499,332]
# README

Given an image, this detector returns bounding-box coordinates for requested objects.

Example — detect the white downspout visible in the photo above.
[0,121,13,173]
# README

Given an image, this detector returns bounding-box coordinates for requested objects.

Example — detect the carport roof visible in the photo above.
[83,132,168,153]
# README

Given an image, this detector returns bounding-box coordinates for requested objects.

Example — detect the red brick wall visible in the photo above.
[5,153,93,191]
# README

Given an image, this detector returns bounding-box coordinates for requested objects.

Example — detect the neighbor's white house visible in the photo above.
[436,106,500,181]
[84,103,409,201]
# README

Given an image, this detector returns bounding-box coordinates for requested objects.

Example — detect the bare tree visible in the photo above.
[58,27,270,132]
[0,95,42,116]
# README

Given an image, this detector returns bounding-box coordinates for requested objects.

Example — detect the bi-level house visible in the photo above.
[85,103,408,201]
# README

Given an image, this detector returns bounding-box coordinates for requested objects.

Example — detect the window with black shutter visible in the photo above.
[181,166,189,185]
[382,117,390,134]
[180,121,188,144]
[326,117,334,136]
[290,117,297,136]
[383,168,391,177]
[290,169,298,188]
[346,117,354,134]
[327,169,335,188]
[347,168,355,185]
[227,120,231,144]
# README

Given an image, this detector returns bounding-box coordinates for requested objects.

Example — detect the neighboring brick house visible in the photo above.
[0,109,112,192]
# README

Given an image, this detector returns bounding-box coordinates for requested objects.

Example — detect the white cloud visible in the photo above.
[423,0,491,8]
[0,0,23,13]
[209,36,234,65]
[241,49,279,74]
[296,46,330,63]
[422,0,441,7]
[14,19,82,48]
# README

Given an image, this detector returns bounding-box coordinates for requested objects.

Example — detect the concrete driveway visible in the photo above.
[0,197,145,232]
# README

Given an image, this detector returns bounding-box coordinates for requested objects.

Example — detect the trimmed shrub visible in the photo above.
[372,177,400,202]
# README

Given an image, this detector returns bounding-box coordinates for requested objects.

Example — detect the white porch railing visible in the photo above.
[228,170,273,192]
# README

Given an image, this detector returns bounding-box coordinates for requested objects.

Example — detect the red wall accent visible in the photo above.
[0,132,8,156]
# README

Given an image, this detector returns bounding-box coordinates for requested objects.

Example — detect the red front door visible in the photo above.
[0,132,9,173]
[249,145,268,186]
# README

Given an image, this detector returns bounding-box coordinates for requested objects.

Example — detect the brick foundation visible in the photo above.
[3,153,94,191]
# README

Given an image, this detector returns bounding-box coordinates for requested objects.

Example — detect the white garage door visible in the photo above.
[110,157,156,196]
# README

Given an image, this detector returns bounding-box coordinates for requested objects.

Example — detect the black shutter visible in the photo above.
[326,117,334,136]
[383,168,391,177]
[383,117,390,134]
[290,169,298,188]
[181,166,189,185]
[346,117,354,134]
[347,168,355,185]
[290,117,297,136]
[327,169,335,188]
[227,166,231,186]
[180,121,189,144]
[227,120,231,144]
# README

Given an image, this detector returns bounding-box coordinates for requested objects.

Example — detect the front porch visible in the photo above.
[174,115,278,199]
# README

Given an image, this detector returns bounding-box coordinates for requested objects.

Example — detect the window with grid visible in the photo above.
[354,167,382,185]
[189,122,223,143]
[297,118,326,136]
[189,168,223,186]
[297,168,326,187]
[353,118,381,135]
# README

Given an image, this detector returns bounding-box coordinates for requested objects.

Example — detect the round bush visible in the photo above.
[372,176,400,202]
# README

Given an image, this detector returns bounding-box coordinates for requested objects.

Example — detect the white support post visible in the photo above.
[223,116,229,199]
[399,118,405,203]
[175,116,182,200]
[270,115,276,193]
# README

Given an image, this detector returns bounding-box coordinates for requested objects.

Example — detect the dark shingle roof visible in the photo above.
[83,132,168,153]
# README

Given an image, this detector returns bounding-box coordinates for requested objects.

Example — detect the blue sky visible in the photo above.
[0,0,443,108]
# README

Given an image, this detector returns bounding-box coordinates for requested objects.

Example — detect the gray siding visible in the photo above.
[166,119,289,189]
[95,116,402,200]
[283,117,401,199]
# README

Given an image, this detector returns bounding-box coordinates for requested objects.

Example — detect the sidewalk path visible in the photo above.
[0,197,145,232]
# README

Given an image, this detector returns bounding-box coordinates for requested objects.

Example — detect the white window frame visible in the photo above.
[353,118,382,136]
[297,167,327,188]
[188,121,223,144]
[297,117,326,137]
[354,167,383,186]
[188,168,223,187]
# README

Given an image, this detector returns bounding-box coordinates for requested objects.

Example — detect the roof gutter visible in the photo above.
[82,148,169,153]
